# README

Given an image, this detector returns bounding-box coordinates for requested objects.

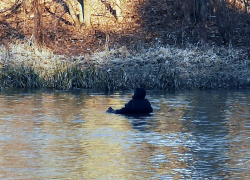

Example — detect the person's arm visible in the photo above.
[107,100,133,114]
[115,106,127,114]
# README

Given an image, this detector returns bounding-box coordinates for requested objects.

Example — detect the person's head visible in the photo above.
[132,88,146,99]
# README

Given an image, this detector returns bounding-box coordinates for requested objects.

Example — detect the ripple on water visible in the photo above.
[0,89,250,179]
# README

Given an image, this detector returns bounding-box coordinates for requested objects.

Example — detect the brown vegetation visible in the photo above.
[0,0,250,90]
[0,42,249,90]
[1,0,250,52]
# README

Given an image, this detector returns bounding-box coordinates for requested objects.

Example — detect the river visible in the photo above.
[0,89,250,179]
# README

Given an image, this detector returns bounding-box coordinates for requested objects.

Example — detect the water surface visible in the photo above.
[0,89,250,179]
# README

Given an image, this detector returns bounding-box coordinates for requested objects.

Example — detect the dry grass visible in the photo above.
[0,40,250,90]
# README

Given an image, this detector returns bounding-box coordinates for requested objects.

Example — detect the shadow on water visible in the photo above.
[122,113,154,132]
[0,88,250,179]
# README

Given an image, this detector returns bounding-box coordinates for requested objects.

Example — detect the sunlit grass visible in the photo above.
[0,40,250,90]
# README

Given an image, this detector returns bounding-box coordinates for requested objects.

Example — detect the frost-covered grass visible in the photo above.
[0,40,250,90]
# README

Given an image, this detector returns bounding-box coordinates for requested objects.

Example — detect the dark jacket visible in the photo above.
[115,88,153,114]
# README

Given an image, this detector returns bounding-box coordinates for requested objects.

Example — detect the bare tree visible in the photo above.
[33,0,43,47]
[64,0,123,28]
[61,0,91,28]
[76,0,91,27]
[77,0,84,23]
[243,0,249,13]
[115,0,122,22]
[83,0,91,27]
[64,0,81,28]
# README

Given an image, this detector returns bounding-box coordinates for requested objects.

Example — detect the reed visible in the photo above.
[0,65,40,88]
[1,41,250,90]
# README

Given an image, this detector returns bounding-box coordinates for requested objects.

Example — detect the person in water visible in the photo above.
[106,88,153,114]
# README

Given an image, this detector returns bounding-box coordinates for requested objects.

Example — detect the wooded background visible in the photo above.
[1,0,250,53]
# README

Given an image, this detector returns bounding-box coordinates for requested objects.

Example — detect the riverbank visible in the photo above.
[0,40,250,90]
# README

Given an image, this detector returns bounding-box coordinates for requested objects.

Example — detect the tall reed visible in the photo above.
[1,41,250,90]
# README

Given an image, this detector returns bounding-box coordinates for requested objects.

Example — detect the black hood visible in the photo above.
[132,88,146,99]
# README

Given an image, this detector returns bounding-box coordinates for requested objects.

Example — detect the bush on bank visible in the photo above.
[0,41,250,90]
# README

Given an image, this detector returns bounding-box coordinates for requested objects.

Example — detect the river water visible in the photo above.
[0,89,249,179]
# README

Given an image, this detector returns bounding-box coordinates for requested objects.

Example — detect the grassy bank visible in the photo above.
[0,40,250,90]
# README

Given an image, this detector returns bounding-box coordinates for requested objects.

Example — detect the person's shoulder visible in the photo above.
[126,99,134,104]
[144,98,150,101]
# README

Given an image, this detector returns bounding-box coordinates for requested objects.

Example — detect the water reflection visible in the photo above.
[0,89,250,179]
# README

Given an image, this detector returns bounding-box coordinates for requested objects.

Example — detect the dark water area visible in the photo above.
[0,89,250,179]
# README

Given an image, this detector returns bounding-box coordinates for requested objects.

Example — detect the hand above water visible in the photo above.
[106,107,115,113]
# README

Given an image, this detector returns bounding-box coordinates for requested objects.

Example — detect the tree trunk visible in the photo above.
[65,0,81,28]
[78,0,84,24]
[83,0,91,27]
[33,0,43,48]
[243,0,249,13]
[200,0,206,22]
[184,0,192,22]
[115,0,123,22]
